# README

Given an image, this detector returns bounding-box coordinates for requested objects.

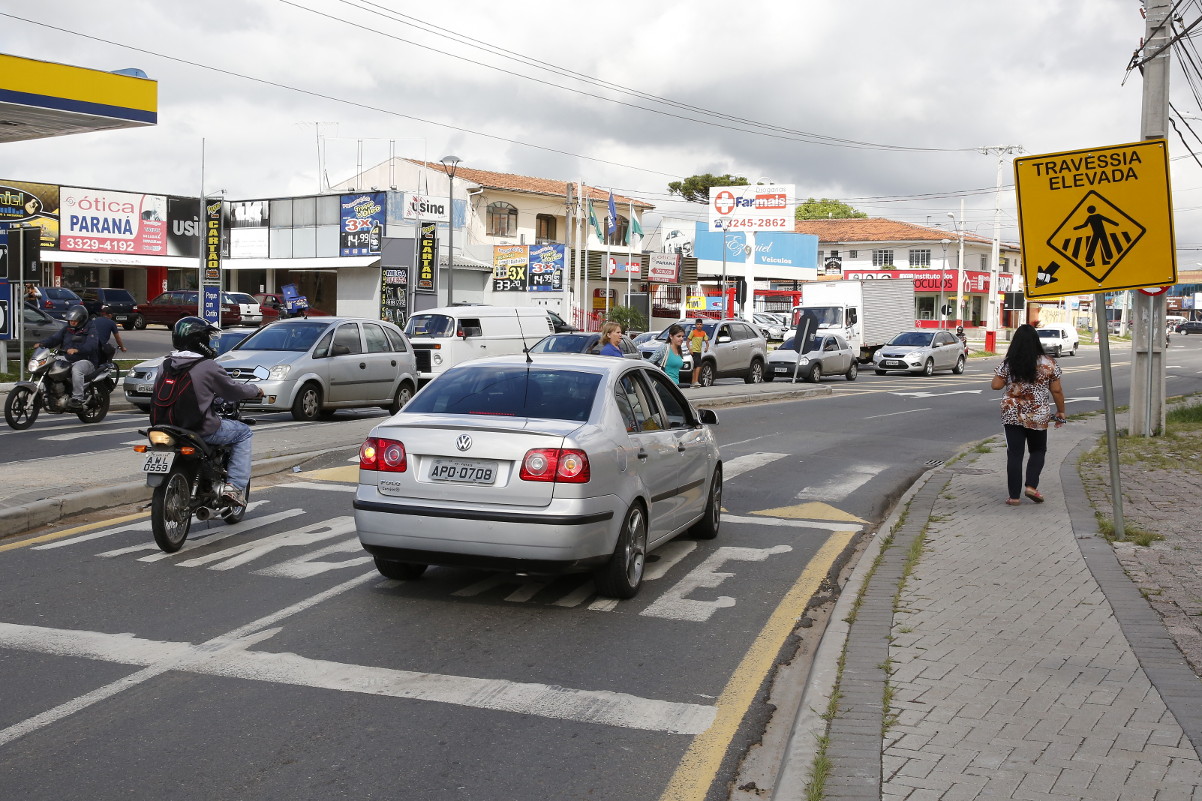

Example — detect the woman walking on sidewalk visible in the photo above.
[990,324,1067,505]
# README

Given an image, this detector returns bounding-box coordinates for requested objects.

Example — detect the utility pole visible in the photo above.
[979,145,1022,351]
[1130,0,1172,437]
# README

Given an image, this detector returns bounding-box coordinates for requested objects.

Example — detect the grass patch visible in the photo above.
[1094,511,1164,545]
[804,737,832,801]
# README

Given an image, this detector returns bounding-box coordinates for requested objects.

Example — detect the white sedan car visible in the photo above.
[353,354,723,598]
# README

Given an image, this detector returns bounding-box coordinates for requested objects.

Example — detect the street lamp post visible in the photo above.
[940,238,951,327]
[440,155,461,305]
[947,206,965,326]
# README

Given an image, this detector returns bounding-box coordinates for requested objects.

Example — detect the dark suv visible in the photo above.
[77,287,143,329]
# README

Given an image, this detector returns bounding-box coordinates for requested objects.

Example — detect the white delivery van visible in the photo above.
[403,305,555,382]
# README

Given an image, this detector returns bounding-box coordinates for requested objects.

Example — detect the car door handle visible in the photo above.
[637,449,649,461]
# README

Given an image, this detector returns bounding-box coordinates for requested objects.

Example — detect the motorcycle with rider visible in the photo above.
[136,316,266,552]
[4,304,118,429]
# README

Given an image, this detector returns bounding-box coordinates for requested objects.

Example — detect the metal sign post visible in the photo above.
[1094,291,1125,539]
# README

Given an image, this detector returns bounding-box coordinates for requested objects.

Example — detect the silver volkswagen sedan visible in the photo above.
[353,354,722,598]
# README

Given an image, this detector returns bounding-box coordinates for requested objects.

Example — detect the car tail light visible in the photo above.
[360,437,407,472]
[519,448,590,483]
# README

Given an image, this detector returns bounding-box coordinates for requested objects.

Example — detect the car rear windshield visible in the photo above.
[405,314,456,338]
[102,289,135,303]
[45,288,79,300]
[1037,330,1060,339]
[234,321,329,352]
[224,292,257,305]
[405,366,602,421]
[529,334,593,353]
[889,332,934,347]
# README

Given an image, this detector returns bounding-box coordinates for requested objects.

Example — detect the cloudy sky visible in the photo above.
[3,0,1199,260]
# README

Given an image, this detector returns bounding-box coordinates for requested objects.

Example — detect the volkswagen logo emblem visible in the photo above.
[455,434,472,452]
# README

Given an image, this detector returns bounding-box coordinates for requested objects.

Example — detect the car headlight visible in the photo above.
[269,365,291,380]
[126,367,138,377]
[433,353,443,365]
[798,357,810,366]
[905,351,922,359]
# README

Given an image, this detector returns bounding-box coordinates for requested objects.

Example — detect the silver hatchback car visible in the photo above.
[353,354,722,598]
[873,329,966,376]
[216,317,419,420]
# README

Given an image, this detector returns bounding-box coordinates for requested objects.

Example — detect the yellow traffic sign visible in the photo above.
[1014,139,1176,298]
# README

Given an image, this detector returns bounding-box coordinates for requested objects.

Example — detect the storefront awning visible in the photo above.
[223,256,381,271]
[42,250,199,268]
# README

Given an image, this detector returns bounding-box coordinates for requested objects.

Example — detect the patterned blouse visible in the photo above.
[994,355,1062,430]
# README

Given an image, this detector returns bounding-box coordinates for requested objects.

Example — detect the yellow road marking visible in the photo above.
[298,465,359,483]
[657,530,855,801]
[0,512,146,553]
[752,502,865,524]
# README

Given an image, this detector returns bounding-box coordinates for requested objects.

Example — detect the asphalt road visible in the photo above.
[3,339,1202,800]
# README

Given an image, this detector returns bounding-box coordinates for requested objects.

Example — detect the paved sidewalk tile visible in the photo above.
[882,432,1202,800]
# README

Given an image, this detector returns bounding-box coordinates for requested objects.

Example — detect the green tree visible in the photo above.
[605,305,647,334]
[795,198,867,220]
[667,173,749,204]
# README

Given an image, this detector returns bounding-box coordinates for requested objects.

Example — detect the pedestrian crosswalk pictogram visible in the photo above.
[1046,191,1145,284]
[1014,140,1176,298]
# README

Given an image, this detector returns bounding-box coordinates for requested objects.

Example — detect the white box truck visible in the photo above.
[791,278,916,363]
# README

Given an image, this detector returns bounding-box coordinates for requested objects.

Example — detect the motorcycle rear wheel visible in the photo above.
[152,469,193,553]
[4,386,40,430]
[222,478,250,524]
[77,387,110,424]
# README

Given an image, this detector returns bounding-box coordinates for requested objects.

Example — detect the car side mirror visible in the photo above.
[697,408,719,425]
[717,335,731,344]
[330,343,351,357]
[252,365,271,380]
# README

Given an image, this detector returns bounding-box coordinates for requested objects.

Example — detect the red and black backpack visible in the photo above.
[150,361,204,430]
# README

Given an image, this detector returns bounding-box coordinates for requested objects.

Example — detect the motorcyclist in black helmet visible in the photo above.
[38,304,101,410]
[955,325,968,355]
[155,316,263,508]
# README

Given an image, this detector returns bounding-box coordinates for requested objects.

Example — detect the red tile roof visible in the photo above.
[793,218,1010,248]
[409,160,653,210]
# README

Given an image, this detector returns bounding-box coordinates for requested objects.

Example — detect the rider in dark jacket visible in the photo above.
[159,317,263,508]
[38,305,101,408]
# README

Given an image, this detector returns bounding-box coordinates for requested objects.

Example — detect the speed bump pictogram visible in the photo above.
[1014,139,1176,298]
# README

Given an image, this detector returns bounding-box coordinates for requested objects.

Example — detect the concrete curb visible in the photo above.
[766,439,994,801]
[0,444,353,540]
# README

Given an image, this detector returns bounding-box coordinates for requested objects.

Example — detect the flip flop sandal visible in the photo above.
[1024,488,1045,503]
[1005,498,1022,506]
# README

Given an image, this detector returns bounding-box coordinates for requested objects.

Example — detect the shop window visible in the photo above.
[270,228,293,258]
[270,198,293,227]
[607,215,628,247]
[909,249,932,267]
[317,194,339,225]
[317,225,339,257]
[293,226,317,258]
[293,197,317,227]
[536,214,557,242]
[487,202,518,237]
